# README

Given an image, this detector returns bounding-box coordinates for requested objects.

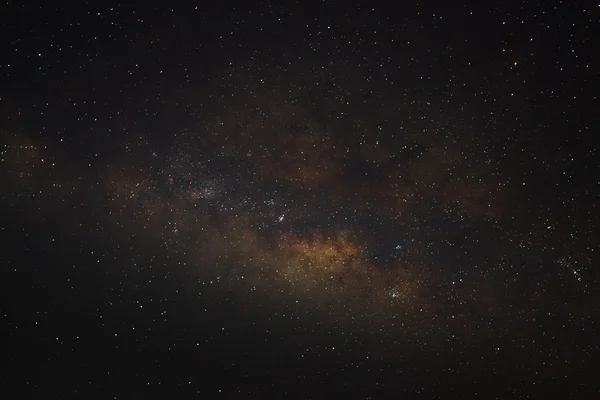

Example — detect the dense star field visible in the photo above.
[1,2,599,398]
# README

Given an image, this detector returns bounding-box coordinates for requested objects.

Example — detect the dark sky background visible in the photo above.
[1,2,599,399]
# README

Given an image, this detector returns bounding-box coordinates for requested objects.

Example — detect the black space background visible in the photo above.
[1,2,599,399]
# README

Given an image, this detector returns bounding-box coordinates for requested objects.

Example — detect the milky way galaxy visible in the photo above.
[2,2,599,398]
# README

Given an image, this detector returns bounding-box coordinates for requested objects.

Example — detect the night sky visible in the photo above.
[1,2,599,399]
